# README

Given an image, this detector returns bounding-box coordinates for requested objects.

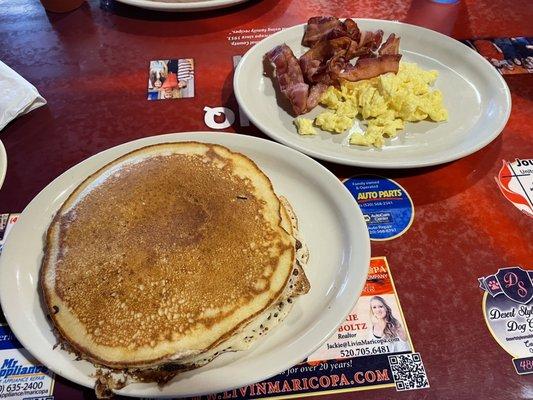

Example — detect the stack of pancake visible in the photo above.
[40,142,309,395]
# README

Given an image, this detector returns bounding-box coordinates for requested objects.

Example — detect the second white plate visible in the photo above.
[115,0,249,12]
[0,140,6,190]
[0,132,370,398]
[234,19,511,168]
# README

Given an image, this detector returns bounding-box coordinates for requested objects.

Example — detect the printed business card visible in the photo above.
[0,214,18,256]
[148,59,195,100]
[495,158,533,218]
[0,325,55,400]
[480,266,533,374]
[343,176,414,241]
[0,214,55,399]
[190,257,429,399]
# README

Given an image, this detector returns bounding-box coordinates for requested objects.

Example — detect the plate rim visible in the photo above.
[0,132,371,397]
[114,0,249,12]
[0,140,6,190]
[234,18,512,168]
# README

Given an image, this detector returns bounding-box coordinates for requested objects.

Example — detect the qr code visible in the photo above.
[388,352,430,391]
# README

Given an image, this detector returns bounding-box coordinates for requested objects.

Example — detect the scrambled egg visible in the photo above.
[293,117,316,135]
[294,63,448,148]
[315,112,352,133]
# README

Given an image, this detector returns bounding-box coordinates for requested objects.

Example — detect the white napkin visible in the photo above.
[0,61,46,131]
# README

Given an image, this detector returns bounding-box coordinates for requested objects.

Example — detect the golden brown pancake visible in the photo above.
[41,142,308,372]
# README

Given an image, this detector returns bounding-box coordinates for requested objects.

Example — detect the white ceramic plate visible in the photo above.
[0,140,6,189]
[234,19,512,168]
[115,0,249,12]
[0,132,370,398]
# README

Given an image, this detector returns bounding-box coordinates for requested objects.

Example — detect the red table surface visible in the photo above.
[0,0,532,399]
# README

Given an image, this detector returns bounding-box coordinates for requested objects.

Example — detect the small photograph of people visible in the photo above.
[465,37,533,75]
[368,295,411,352]
[147,59,195,100]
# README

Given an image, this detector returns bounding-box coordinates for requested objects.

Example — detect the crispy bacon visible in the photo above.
[299,41,332,83]
[265,44,309,115]
[347,30,382,63]
[299,37,368,84]
[302,16,344,47]
[283,83,309,115]
[302,17,361,47]
[331,54,402,82]
[266,17,402,114]
[327,55,347,78]
[306,83,328,110]
[342,18,360,41]
[378,33,400,55]
[357,29,384,52]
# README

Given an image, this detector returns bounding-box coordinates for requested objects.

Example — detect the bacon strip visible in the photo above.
[342,18,360,41]
[265,44,309,115]
[302,17,362,47]
[266,44,309,115]
[306,83,328,110]
[299,37,357,84]
[331,54,402,82]
[379,33,400,55]
[302,16,344,47]
[358,29,384,52]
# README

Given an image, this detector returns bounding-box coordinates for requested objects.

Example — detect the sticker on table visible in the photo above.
[0,215,55,398]
[190,257,429,399]
[0,215,9,244]
[0,213,19,324]
[0,214,19,256]
[343,175,414,241]
[147,59,195,100]
[480,266,533,375]
[462,37,533,75]
[0,325,55,399]
[0,216,18,334]
[495,158,533,218]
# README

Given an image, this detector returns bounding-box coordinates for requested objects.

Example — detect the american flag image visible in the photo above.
[177,59,194,82]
